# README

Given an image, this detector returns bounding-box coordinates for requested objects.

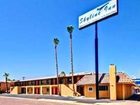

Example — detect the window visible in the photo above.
[59,78,64,84]
[35,81,39,85]
[39,80,42,85]
[28,81,32,85]
[31,81,35,85]
[47,88,50,92]
[67,78,72,84]
[88,86,93,92]
[99,86,108,91]
[21,82,26,86]
[42,80,46,85]
[20,82,23,86]
[53,79,57,85]
[46,79,51,85]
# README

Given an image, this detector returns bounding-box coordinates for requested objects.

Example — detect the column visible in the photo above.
[50,86,52,95]
[109,64,117,100]
[26,87,28,94]
[32,86,35,94]
[40,86,43,95]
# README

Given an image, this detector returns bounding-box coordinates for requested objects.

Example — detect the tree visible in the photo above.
[3,73,9,93]
[59,71,66,77]
[59,71,66,84]
[7,78,16,81]
[67,25,75,96]
[53,38,60,95]
[22,76,25,80]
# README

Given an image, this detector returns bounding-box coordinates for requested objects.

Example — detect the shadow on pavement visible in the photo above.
[127,94,140,101]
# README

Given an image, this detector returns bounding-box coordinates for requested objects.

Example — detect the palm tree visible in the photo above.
[59,71,66,77]
[53,38,60,95]
[59,71,66,84]
[3,72,9,93]
[67,25,75,96]
[22,76,25,80]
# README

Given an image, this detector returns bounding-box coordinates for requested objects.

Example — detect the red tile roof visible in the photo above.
[76,72,135,85]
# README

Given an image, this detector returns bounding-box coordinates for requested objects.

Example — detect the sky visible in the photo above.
[0,0,140,81]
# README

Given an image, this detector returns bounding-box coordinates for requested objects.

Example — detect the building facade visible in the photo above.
[0,81,14,93]
[77,65,135,100]
[10,65,136,100]
[10,73,90,96]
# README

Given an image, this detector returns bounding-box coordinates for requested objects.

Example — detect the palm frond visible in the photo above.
[67,25,74,34]
[53,38,59,45]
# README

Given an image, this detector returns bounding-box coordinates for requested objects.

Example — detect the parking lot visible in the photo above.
[0,96,78,105]
[0,94,140,105]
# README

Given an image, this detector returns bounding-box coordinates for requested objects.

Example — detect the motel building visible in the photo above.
[10,64,136,100]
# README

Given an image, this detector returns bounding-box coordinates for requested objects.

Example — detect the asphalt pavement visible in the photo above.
[0,94,111,104]
[0,93,140,105]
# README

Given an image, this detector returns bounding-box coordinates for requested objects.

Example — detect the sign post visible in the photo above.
[79,0,118,99]
[95,22,99,99]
